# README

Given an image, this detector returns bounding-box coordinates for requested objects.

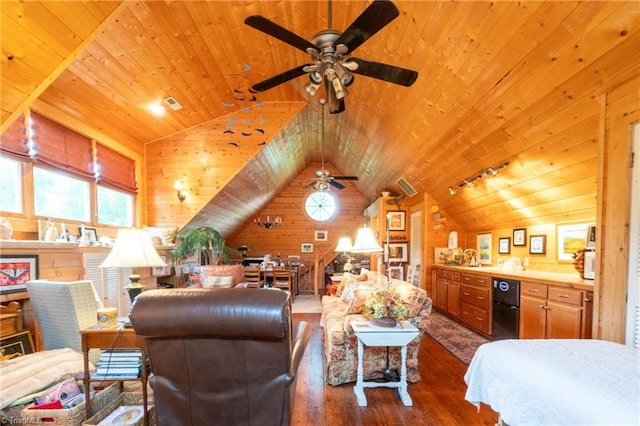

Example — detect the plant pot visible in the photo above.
[370,317,397,328]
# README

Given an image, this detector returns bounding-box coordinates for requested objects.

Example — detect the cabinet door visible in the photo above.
[447,281,460,318]
[435,278,448,312]
[546,300,582,339]
[519,295,546,339]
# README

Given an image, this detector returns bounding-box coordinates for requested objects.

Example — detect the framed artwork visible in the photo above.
[387,211,406,231]
[477,233,492,265]
[82,227,98,243]
[385,243,408,262]
[498,237,511,254]
[0,330,35,357]
[388,266,404,281]
[301,243,313,253]
[530,235,546,254]
[557,223,589,261]
[513,228,527,246]
[0,255,39,294]
[314,230,328,241]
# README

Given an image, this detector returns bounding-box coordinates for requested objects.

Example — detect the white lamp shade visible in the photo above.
[335,237,353,252]
[100,229,167,268]
[350,227,383,253]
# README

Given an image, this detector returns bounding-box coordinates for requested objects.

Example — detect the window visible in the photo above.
[0,157,22,213]
[33,166,90,222]
[97,186,134,227]
[304,191,338,222]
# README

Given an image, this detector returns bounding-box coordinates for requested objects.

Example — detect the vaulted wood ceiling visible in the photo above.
[2,1,638,236]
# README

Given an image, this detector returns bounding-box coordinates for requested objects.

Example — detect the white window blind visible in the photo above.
[84,253,133,316]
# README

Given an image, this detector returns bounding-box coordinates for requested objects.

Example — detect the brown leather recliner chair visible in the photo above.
[129,288,311,426]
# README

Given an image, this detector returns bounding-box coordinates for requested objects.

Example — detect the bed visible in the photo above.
[464,339,640,426]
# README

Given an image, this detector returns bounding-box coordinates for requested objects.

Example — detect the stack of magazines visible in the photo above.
[92,350,143,380]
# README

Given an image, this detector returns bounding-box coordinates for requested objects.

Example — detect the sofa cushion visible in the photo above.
[391,280,430,317]
[339,279,375,304]
[346,287,376,314]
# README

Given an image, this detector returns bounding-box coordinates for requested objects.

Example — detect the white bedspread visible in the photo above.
[464,339,640,426]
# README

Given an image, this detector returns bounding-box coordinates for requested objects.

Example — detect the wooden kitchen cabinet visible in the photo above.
[520,281,593,339]
[459,272,491,336]
[434,268,460,319]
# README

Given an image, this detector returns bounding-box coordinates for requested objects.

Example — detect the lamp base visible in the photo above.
[125,274,145,302]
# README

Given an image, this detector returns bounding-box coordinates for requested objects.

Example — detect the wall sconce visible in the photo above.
[174,180,186,203]
[448,162,509,195]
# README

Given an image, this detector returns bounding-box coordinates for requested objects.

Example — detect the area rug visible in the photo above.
[292,294,323,314]
[424,312,489,365]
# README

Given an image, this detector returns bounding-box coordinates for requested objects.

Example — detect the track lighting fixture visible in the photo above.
[448,162,509,195]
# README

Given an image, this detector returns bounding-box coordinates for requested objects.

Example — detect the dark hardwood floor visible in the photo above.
[292,313,498,426]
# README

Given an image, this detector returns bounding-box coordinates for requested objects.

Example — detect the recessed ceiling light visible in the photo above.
[148,102,166,116]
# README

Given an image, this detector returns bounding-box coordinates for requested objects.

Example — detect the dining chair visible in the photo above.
[242,266,264,288]
[272,267,294,301]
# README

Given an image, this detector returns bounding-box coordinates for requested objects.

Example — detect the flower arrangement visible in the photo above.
[363,288,409,320]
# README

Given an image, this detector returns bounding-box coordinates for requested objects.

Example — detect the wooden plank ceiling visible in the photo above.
[2,1,638,236]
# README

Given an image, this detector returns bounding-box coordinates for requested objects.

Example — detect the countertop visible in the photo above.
[434,264,594,291]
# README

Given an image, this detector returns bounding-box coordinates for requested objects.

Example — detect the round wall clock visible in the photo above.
[304,191,338,222]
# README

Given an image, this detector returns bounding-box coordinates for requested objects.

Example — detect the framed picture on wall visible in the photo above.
[388,266,404,281]
[0,255,39,294]
[387,211,406,231]
[314,230,328,241]
[530,235,546,254]
[477,233,492,265]
[384,243,408,262]
[498,237,511,254]
[301,243,313,253]
[0,330,34,357]
[557,223,589,261]
[513,228,527,246]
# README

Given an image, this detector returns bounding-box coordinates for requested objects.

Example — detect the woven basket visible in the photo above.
[21,383,119,426]
[83,392,155,426]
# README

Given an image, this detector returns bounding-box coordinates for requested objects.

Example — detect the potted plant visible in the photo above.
[172,226,227,266]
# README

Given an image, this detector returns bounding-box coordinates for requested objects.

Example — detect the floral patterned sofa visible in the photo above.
[320,272,432,386]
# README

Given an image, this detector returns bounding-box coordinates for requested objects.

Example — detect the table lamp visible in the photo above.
[100,228,167,301]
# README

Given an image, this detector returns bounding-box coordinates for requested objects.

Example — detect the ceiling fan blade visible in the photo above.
[347,58,418,87]
[329,180,346,190]
[251,65,309,92]
[245,15,317,53]
[334,0,399,54]
[332,176,358,181]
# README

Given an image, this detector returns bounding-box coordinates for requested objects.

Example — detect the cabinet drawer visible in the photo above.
[460,304,490,334]
[521,281,548,298]
[548,287,583,306]
[461,284,490,310]
[439,269,460,281]
[461,273,490,287]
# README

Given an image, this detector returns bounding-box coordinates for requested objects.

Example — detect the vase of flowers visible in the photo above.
[363,288,409,327]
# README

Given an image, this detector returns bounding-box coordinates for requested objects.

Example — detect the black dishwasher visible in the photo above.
[492,277,520,341]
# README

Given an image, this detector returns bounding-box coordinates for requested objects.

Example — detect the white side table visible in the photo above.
[352,320,420,406]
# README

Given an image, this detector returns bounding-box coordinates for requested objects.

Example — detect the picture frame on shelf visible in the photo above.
[301,243,313,253]
[152,255,171,277]
[477,233,492,265]
[387,211,406,231]
[530,235,546,254]
[498,237,511,254]
[0,330,34,357]
[513,228,527,246]
[0,255,39,294]
[82,227,98,244]
[384,243,408,262]
[557,223,589,261]
[314,230,328,241]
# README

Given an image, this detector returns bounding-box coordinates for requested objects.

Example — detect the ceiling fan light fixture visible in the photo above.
[305,81,321,96]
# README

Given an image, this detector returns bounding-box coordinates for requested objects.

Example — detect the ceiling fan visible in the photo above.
[305,100,358,191]
[245,0,418,114]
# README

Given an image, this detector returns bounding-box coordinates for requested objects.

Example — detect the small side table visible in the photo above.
[80,326,149,425]
[352,320,420,407]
